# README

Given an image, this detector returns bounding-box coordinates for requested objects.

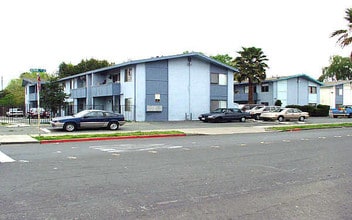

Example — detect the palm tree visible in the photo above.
[331,8,352,57]
[233,47,269,104]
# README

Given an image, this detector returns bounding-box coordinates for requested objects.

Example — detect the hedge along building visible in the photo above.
[55,52,238,121]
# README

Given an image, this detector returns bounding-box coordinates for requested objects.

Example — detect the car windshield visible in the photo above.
[74,110,92,117]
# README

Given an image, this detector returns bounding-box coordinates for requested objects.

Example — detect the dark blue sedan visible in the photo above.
[198,108,251,123]
[50,110,125,132]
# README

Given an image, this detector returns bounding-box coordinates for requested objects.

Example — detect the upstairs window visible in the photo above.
[124,68,133,82]
[308,86,317,94]
[112,73,120,83]
[211,73,227,85]
[211,73,219,84]
[261,84,269,92]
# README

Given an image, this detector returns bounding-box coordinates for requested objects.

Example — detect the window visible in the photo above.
[210,100,227,111]
[124,68,133,82]
[70,79,74,89]
[244,86,249,94]
[125,98,132,111]
[261,84,269,92]
[338,88,343,96]
[219,74,227,85]
[309,86,317,94]
[211,73,219,84]
[112,73,120,83]
[211,73,227,85]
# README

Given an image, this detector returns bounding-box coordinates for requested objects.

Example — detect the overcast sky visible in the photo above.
[0,0,351,89]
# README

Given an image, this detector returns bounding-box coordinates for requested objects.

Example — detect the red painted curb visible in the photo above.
[40,133,186,144]
[289,128,302,132]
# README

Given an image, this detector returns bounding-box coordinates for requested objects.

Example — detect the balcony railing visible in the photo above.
[91,83,121,97]
[234,93,257,102]
[71,87,87,99]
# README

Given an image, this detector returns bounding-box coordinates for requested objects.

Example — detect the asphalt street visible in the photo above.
[1,128,352,219]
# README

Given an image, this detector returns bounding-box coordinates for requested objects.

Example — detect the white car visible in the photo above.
[260,108,309,122]
[248,105,280,120]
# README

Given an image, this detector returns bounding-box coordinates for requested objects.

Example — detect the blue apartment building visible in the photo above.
[234,74,323,106]
[24,53,238,121]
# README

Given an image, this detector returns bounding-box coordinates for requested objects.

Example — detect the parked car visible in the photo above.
[329,105,352,118]
[198,108,251,122]
[27,108,50,118]
[249,105,281,120]
[6,108,24,117]
[239,104,263,112]
[50,109,126,132]
[260,108,309,122]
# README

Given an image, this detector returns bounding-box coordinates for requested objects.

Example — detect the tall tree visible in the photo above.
[2,79,24,107]
[58,58,114,78]
[319,55,352,81]
[233,47,269,104]
[331,8,352,58]
[40,76,67,116]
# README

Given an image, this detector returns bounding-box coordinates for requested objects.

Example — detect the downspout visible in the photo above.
[188,57,192,120]
[134,66,137,121]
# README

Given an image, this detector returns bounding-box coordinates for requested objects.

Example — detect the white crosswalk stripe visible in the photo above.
[89,143,184,153]
[0,151,15,163]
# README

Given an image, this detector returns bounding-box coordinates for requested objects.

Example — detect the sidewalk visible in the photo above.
[0,122,271,145]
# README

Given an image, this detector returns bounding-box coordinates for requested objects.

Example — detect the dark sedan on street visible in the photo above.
[50,110,125,132]
[198,108,251,122]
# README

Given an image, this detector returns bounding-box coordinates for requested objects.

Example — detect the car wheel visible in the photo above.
[240,117,246,122]
[298,116,305,121]
[215,117,223,123]
[108,122,119,130]
[278,116,284,122]
[64,123,76,132]
[255,114,260,120]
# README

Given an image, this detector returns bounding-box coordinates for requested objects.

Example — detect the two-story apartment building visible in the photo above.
[234,74,323,107]
[320,80,352,108]
[24,53,238,121]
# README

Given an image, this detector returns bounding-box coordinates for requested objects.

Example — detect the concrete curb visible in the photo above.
[40,133,187,144]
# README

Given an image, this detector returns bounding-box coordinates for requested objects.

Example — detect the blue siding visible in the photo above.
[145,61,168,121]
[335,84,343,105]
[210,64,228,101]
[211,85,228,100]
[257,83,274,105]
[210,64,227,74]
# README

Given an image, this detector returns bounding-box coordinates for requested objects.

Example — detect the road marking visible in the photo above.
[40,128,51,133]
[0,151,15,163]
[156,200,178,205]
[90,143,185,153]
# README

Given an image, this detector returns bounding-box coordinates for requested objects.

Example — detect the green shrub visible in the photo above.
[285,104,330,117]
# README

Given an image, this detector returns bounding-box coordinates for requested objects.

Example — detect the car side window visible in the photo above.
[86,112,104,118]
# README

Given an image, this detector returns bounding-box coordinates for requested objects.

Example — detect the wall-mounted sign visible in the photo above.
[147,105,162,112]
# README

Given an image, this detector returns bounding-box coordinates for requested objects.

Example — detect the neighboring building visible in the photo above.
[320,80,352,108]
[23,78,42,112]
[24,53,238,121]
[234,74,323,107]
